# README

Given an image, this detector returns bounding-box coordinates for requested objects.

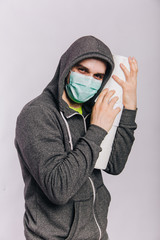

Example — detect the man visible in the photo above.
[15,36,138,240]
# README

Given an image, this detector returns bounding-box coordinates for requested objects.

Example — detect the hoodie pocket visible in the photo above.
[66,196,100,240]
[65,201,80,240]
[94,184,111,234]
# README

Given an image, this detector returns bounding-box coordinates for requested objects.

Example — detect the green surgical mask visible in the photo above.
[65,71,102,103]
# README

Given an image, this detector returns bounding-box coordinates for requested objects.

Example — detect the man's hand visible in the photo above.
[112,56,138,110]
[91,89,121,133]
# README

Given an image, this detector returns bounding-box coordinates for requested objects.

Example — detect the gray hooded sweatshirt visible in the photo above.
[15,36,137,240]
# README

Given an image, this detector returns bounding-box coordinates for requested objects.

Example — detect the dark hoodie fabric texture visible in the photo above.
[15,36,137,240]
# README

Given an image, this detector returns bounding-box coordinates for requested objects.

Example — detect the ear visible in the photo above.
[66,71,71,84]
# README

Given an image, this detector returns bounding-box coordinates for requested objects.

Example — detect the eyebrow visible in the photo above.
[75,63,106,76]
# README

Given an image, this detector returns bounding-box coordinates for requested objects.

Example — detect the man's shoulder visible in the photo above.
[17,92,58,123]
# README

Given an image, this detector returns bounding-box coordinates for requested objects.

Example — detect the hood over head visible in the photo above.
[43,35,115,115]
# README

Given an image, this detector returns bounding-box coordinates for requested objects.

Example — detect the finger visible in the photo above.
[112,75,124,87]
[114,107,121,115]
[120,63,130,79]
[109,96,119,108]
[103,90,115,103]
[129,56,138,77]
[132,57,138,72]
[96,88,109,104]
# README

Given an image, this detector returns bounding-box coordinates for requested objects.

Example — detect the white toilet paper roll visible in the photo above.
[94,55,130,170]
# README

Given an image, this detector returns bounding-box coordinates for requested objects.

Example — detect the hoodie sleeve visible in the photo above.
[15,105,107,205]
[104,108,137,175]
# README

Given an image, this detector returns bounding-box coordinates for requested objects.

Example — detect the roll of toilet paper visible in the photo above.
[94,55,130,170]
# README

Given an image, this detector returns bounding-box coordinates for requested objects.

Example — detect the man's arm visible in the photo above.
[91,56,138,174]
[15,105,107,205]
[104,108,137,175]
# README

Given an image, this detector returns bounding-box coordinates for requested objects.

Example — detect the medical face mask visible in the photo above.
[65,71,102,103]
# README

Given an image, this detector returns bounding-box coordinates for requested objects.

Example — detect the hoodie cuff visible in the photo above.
[119,108,137,126]
[84,124,107,146]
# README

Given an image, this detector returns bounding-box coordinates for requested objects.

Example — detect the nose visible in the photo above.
[84,72,94,78]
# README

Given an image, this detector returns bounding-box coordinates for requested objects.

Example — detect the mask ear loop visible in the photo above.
[64,70,72,88]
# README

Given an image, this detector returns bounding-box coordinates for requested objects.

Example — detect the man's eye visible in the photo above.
[78,68,86,73]
[94,75,103,80]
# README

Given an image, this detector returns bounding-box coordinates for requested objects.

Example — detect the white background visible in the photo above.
[0,0,160,239]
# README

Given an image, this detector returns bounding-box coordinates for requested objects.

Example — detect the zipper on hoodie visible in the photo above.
[88,177,102,240]
[82,114,102,240]
[60,111,102,240]
[77,115,102,240]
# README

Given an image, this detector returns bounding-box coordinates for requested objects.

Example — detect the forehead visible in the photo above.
[75,58,107,73]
